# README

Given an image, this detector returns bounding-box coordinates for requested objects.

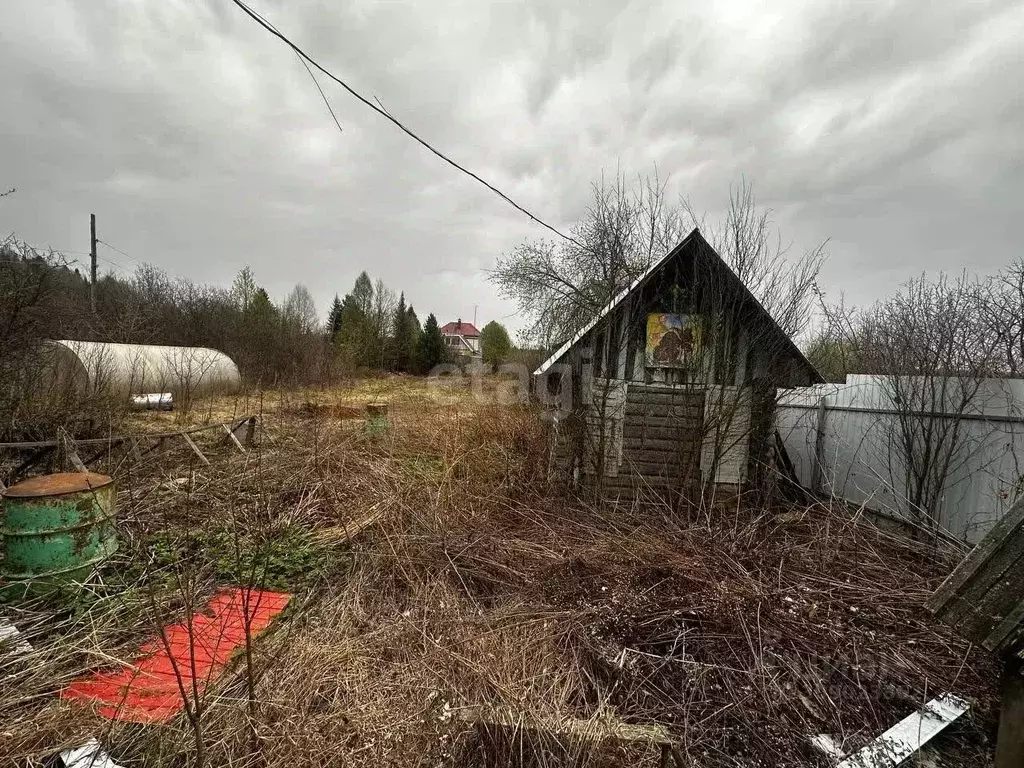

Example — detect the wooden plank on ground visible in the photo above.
[179,431,211,466]
[835,694,969,768]
[460,706,673,746]
[0,615,34,656]
[221,423,246,453]
[314,506,385,546]
[66,447,88,473]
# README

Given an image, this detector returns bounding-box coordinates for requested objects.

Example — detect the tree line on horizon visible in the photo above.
[0,234,515,403]
[323,270,448,375]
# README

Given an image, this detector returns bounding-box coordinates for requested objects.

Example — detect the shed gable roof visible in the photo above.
[532,228,823,383]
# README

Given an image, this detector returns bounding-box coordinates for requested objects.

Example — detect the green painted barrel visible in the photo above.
[1,472,118,594]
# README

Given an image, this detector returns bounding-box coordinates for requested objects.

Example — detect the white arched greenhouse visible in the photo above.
[41,340,241,400]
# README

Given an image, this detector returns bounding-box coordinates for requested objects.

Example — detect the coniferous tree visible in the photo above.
[407,305,422,369]
[416,313,446,373]
[326,294,344,339]
[335,293,368,369]
[243,287,280,382]
[390,292,414,372]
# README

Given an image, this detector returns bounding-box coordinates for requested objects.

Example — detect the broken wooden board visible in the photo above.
[929,495,1024,653]
[0,416,258,485]
[462,706,686,766]
[836,694,969,768]
[179,430,211,466]
[63,588,290,723]
[463,706,672,744]
[517,715,668,743]
[313,505,385,546]
[221,422,246,453]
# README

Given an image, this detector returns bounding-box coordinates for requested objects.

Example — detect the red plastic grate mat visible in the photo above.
[63,588,291,723]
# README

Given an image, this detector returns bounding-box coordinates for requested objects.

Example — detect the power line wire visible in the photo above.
[297,51,344,135]
[99,256,132,273]
[230,0,579,246]
[240,1,344,135]
[97,239,143,265]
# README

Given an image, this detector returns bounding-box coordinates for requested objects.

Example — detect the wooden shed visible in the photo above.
[534,229,822,503]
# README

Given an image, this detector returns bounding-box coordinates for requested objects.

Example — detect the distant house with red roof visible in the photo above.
[440,319,481,358]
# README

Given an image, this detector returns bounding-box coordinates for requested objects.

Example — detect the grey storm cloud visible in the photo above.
[0,0,1022,334]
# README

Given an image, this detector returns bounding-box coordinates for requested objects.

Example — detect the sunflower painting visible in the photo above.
[646,313,699,369]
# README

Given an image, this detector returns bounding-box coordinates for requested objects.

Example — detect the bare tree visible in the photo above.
[828,272,1000,530]
[279,283,328,385]
[230,266,258,313]
[166,346,220,420]
[492,172,685,347]
[980,259,1024,376]
[0,236,76,437]
[683,179,827,339]
[368,278,396,367]
[522,176,826,505]
[282,284,319,335]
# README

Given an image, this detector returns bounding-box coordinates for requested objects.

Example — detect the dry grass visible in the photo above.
[0,375,1000,767]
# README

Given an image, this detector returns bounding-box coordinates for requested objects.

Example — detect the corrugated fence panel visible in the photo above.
[778,376,1024,544]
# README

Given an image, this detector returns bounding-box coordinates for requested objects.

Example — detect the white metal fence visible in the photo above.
[777,375,1024,544]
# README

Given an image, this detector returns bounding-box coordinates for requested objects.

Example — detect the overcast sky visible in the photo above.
[1,0,1021,336]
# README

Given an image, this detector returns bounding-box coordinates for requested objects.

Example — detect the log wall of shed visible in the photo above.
[551,379,706,501]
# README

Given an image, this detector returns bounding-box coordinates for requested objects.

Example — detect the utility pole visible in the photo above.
[89,213,97,314]
[473,304,478,328]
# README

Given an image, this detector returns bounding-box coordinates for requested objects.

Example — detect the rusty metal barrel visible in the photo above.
[1,472,118,593]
